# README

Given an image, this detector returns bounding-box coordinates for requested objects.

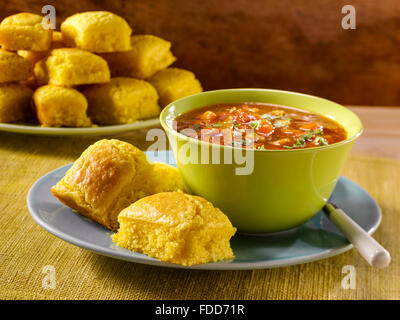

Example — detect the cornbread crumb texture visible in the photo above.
[148,68,203,107]
[51,139,154,231]
[100,34,176,79]
[34,85,91,127]
[18,31,68,65]
[61,11,132,53]
[42,48,110,86]
[112,192,236,266]
[33,59,48,86]
[51,139,186,230]
[0,49,32,83]
[84,77,160,125]
[18,50,48,67]
[0,83,33,123]
[52,31,64,43]
[0,13,52,51]
[151,162,185,193]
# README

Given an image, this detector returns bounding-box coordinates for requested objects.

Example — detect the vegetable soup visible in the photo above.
[174,103,347,150]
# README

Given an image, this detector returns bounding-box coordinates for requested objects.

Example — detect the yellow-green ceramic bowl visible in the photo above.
[160,89,363,233]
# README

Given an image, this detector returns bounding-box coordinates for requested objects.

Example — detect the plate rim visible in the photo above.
[0,118,160,136]
[26,156,382,270]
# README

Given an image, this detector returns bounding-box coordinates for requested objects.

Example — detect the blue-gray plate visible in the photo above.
[27,151,381,270]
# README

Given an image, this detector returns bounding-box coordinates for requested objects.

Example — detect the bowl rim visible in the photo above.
[160,88,364,153]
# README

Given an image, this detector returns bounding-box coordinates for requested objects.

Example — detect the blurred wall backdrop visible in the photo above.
[1,0,399,106]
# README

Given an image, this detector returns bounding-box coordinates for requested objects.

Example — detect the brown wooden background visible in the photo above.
[1,0,400,106]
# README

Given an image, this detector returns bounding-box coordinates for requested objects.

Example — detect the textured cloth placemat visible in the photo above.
[0,131,398,299]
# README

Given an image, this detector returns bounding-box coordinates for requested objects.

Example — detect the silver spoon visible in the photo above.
[323,202,391,268]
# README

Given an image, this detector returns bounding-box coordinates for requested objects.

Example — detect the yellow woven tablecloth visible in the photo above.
[0,130,398,299]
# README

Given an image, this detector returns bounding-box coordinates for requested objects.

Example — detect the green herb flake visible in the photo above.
[316,136,328,146]
[262,113,292,122]
[273,119,290,128]
[288,129,324,149]
[248,120,261,130]
[204,122,226,128]
[232,120,242,128]
[261,113,277,121]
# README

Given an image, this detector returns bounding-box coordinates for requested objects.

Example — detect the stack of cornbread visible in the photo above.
[0,11,203,126]
[52,139,236,266]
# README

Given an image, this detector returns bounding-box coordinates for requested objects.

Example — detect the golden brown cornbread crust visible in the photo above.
[51,139,185,230]
[0,13,52,51]
[151,162,185,193]
[112,192,236,266]
[17,31,68,66]
[99,35,176,79]
[147,67,203,107]
[0,49,32,83]
[61,11,132,52]
[42,48,110,86]
[84,77,160,124]
[34,85,91,127]
[51,139,154,230]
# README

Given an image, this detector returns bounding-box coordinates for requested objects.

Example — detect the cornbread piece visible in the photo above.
[0,13,52,51]
[0,83,33,123]
[151,162,185,193]
[34,85,91,127]
[112,192,236,266]
[0,49,32,83]
[32,59,48,86]
[84,77,160,124]
[18,50,48,66]
[42,48,110,86]
[18,31,67,65]
[148,68,202,107]
[51,31,64,43]
[51,139,155,231]
[61,11,132,52]
[100,35,176,79]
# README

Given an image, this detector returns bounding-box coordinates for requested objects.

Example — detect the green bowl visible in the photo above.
[160,89,363,233]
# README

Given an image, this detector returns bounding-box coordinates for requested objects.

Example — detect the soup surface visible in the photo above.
[174,103,347,150]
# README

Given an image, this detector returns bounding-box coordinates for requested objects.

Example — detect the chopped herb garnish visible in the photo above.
[261,113,279,121]
[232,120,241,128]
[262,113,292,123]
[205,122,224,128]
[273,119,290,128]
[248,120,261,130]
[315,136,328,146]
[286,129,324,149]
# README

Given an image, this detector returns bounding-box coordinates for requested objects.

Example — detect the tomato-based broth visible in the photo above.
[174,103,347,150]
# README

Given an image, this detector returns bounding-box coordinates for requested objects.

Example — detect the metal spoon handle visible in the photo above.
[324,203,391,268]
